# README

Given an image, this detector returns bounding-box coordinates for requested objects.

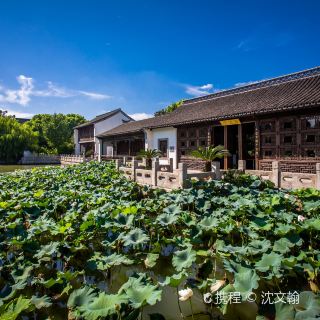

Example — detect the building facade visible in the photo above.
[74,109,133,156]
[97,67,320,173]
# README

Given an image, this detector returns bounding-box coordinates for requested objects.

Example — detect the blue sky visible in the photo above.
[0,0,319,120]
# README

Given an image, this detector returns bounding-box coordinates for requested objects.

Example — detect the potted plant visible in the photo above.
[191,145,230,172]
[138,149,162,169]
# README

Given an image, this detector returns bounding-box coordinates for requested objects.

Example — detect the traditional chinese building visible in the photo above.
[97,67,320,173]
[74,108,133,156]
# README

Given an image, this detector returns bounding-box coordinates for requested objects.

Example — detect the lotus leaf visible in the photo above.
[172,247,197,271]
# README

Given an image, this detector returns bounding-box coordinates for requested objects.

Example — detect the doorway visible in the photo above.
[241,122,255,169]
[158,139,168,158]
[227,125,239,169]
[213,126,225,169]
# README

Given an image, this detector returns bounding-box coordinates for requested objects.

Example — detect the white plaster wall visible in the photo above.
[146,127,178,169]
[74,129,80,155]
[94,112,131,154]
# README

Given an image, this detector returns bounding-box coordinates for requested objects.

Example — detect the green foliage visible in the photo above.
[191,145,230,171]
[26,113,86,154]
[138,148,162,168]
[154,100,184,116]
[138,148,162,159]
[0,112,37,162]
[0,162,319,319]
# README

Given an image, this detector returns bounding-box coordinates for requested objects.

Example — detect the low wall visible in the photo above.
[245,170,273,181]
[280,172,317,189]
[119,166,134,180]
[187,171,216,181]
[157,171,181,189]
[243,160,320,189]
[115,159,221,190]
[20,154,60,165]
[135,168,152,185]
[60,155,95,166]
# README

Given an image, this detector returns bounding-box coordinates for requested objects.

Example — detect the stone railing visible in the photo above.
[117,158,221,190]
[20,154,60,165]
[258,159,320,174]
[240,160,320,189]
[60,154,90,165]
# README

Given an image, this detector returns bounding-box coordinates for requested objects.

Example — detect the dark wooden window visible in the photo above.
[190,140,196,147]
[261,121,275,132]
[306,134,316,143]
[158,139,168,157]
[264,150,273,157]
[180,131,186,138]
[264,136,272,144]
[284,150,293,156]
[189,130,196,138]
[306,149,316,157]
[199,128,207,137]
[200,140,206,146]
[283,136,293,144]
[180,141,186,147]
[284,121,293,129]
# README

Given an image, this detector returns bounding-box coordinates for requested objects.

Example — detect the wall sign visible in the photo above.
[220,119,241,126]
[169,146,175,152]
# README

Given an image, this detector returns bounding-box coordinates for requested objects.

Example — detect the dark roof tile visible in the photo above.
[97,67,320,138]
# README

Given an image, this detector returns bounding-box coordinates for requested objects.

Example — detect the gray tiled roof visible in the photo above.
[97,67,320,138]
[74,108,133,129]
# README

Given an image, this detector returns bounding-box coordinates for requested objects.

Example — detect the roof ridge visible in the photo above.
[92,108,121,119]
[182,66,320,105]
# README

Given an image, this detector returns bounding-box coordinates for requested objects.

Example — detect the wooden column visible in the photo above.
[275,119,280,159]
[254,120,260,170]
[238,124,243,160]
[128,140,131,156]
[296,117,301,159]
[224,125,228,170]
[207,125,212,146]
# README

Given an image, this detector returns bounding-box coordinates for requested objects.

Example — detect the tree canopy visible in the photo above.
[26,113,86,154]
[0,111,38,162]
[154,100,184,116]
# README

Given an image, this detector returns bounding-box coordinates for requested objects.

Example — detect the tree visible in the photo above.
[0,111,38,163]
[138,149,162,169]
[191,145,230,172]
[154,100,184,116]
[26,113,86,154]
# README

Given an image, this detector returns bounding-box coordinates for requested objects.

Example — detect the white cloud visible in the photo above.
[79,91,111,100]
[0,75,111,106]
[0,75,34,106]
[4,108,34,118]
[129,112,153,121]
[185,83,216,97]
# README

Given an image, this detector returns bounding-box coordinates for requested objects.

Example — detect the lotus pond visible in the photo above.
[0,162,319,320]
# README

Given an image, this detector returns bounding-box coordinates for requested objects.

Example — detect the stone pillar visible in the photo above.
[212,161,221,180]
[272,161,280,188]
[316,163,320,190]
[238,160,246,172]
[115,159,123,170]
[152,158,160,186]
[169,158,174,172]
[178,162,188,188]
[132,159,138,181]
[97,138,102,162]
[123,156,127,166]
